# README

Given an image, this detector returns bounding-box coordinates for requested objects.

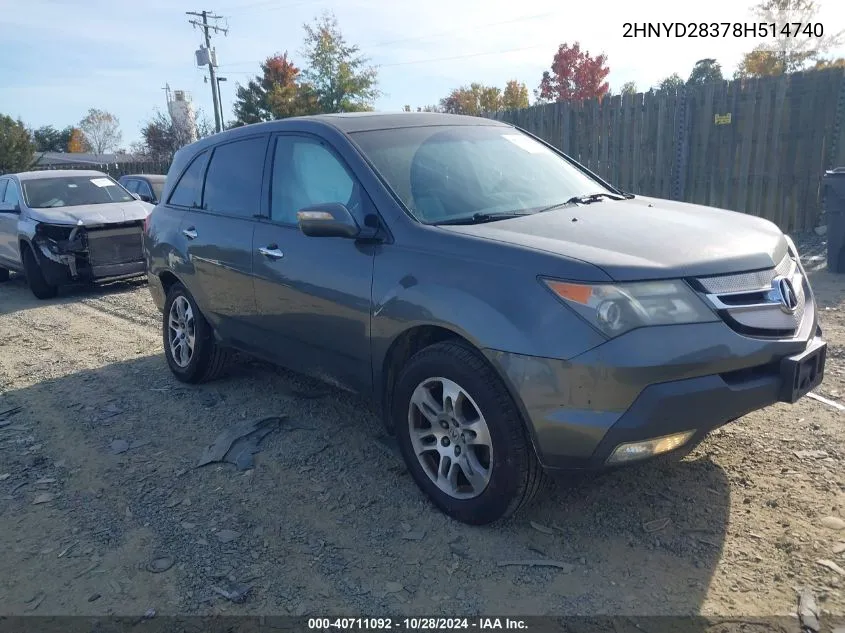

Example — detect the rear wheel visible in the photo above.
[392,340,547,525]
[162,282,230,383]
[22,246,57,299]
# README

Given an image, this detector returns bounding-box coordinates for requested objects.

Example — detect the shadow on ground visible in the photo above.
[0,344,730,616]
[0,272,148,317]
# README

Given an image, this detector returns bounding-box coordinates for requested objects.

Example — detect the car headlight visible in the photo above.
[541,278,718,338]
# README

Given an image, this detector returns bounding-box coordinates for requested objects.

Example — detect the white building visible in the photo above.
[167,89,198,144]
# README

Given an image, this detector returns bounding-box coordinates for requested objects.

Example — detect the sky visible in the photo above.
[1,0,844,148]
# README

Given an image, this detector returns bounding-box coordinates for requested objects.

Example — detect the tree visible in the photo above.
[687,58,723,85]
[67,127,90,153]
[656,73,685,94]
[439,80,529,115]
[136,108,216,161]
[814,57,845,70]
[734,47,784,77]
[536,42,610,103]
[620,81,638,95]
[32,125,74,153]
[0,115,34,173]
[79,108,122,154]
[735,0,844,77]
[501,80,529,110]
[232,52,318,126]
[300,11,380,113]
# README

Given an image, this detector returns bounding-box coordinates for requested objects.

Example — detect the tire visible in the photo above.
[392,340,547,525]
[162,282,230,383]
[21,246,58,300]
[0,267,9,282]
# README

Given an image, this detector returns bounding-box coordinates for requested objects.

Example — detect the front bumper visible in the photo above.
[31,222,146,286]
[484,318,825,472]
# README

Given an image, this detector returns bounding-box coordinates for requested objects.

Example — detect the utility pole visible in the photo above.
[186,10,228,133]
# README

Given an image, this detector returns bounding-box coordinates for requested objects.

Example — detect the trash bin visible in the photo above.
[824,167,845,273]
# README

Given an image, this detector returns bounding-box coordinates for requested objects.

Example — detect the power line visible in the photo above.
[186,10,229,133]
[378,44,549,68]
[366,11,555,48]
[216,11,557,69]
[216,0,325,13]
[221,43,549,77]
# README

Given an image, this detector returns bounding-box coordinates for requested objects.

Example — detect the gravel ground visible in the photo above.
[0,231,843,620]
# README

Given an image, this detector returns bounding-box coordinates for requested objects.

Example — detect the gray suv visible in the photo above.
[144,112,826,525]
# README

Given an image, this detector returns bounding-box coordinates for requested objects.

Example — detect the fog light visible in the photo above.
[606,430,696,465]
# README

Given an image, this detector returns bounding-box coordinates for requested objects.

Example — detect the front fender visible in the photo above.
[372,282,533,356]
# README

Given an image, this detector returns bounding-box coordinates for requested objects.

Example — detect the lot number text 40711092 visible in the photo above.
[623,22,824,38]
[307,617,528,630]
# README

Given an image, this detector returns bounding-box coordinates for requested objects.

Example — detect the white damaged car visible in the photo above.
[0,170,152,299]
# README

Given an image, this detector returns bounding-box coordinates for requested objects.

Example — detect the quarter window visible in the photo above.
[269,136,356,224]
[203,136,267,217]
[168,150,210,208]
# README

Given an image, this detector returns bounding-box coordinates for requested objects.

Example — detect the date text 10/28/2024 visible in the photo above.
[308,618,528,631]
[623,22,824,38]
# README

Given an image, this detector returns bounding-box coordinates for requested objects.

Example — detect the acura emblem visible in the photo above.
[771,276,799,313]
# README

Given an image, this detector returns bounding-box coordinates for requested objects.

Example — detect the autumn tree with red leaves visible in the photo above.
[536,42,610,103]
[232,52,318,125]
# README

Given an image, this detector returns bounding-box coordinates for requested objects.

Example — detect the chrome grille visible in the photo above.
[696,253,808,337]
[697,253,792,294]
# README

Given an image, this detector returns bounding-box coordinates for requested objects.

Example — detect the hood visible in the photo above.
[439,195,788,281]
[27,201,150,226]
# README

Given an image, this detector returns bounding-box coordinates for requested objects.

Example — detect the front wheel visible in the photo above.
[162,282,230,383]
[22,246,57,299]
[392,341,547,525]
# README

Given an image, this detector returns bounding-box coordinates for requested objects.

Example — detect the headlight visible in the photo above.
[541,278,718,338]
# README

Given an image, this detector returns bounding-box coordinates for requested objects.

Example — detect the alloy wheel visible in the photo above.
[407,377,493,499]
[168,296,196,368]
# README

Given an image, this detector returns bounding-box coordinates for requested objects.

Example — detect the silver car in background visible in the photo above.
[0,169,152,299]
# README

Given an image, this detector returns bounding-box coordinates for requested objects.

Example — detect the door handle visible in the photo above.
[182,227,198,240]
[258,245,284,260]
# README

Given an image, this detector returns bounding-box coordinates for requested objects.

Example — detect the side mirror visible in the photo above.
[297,202,360,238]
[130,192,141,200]
[138,193,153,203]
[0,202,20,214]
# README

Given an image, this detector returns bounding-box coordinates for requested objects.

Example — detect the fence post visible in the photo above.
[828,70,845,169]
[671,88,691,201]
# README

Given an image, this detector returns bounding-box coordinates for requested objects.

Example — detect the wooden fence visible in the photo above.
[488,68,845,233]
[28,160,170,180]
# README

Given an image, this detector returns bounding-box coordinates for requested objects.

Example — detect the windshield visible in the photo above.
[350,125,613,224]
[22,175,135,209]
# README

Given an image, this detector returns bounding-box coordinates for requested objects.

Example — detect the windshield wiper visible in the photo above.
[433,211,532,226]
[565,192,625,205]
[532,192,624,215]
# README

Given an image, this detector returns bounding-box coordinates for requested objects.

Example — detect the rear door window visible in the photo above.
[168,151,210,208]
[122,179,139,193]
[136,180,154,199]
[203,136,268,217]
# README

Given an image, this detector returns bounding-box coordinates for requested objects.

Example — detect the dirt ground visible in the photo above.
[0,233,843,621]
